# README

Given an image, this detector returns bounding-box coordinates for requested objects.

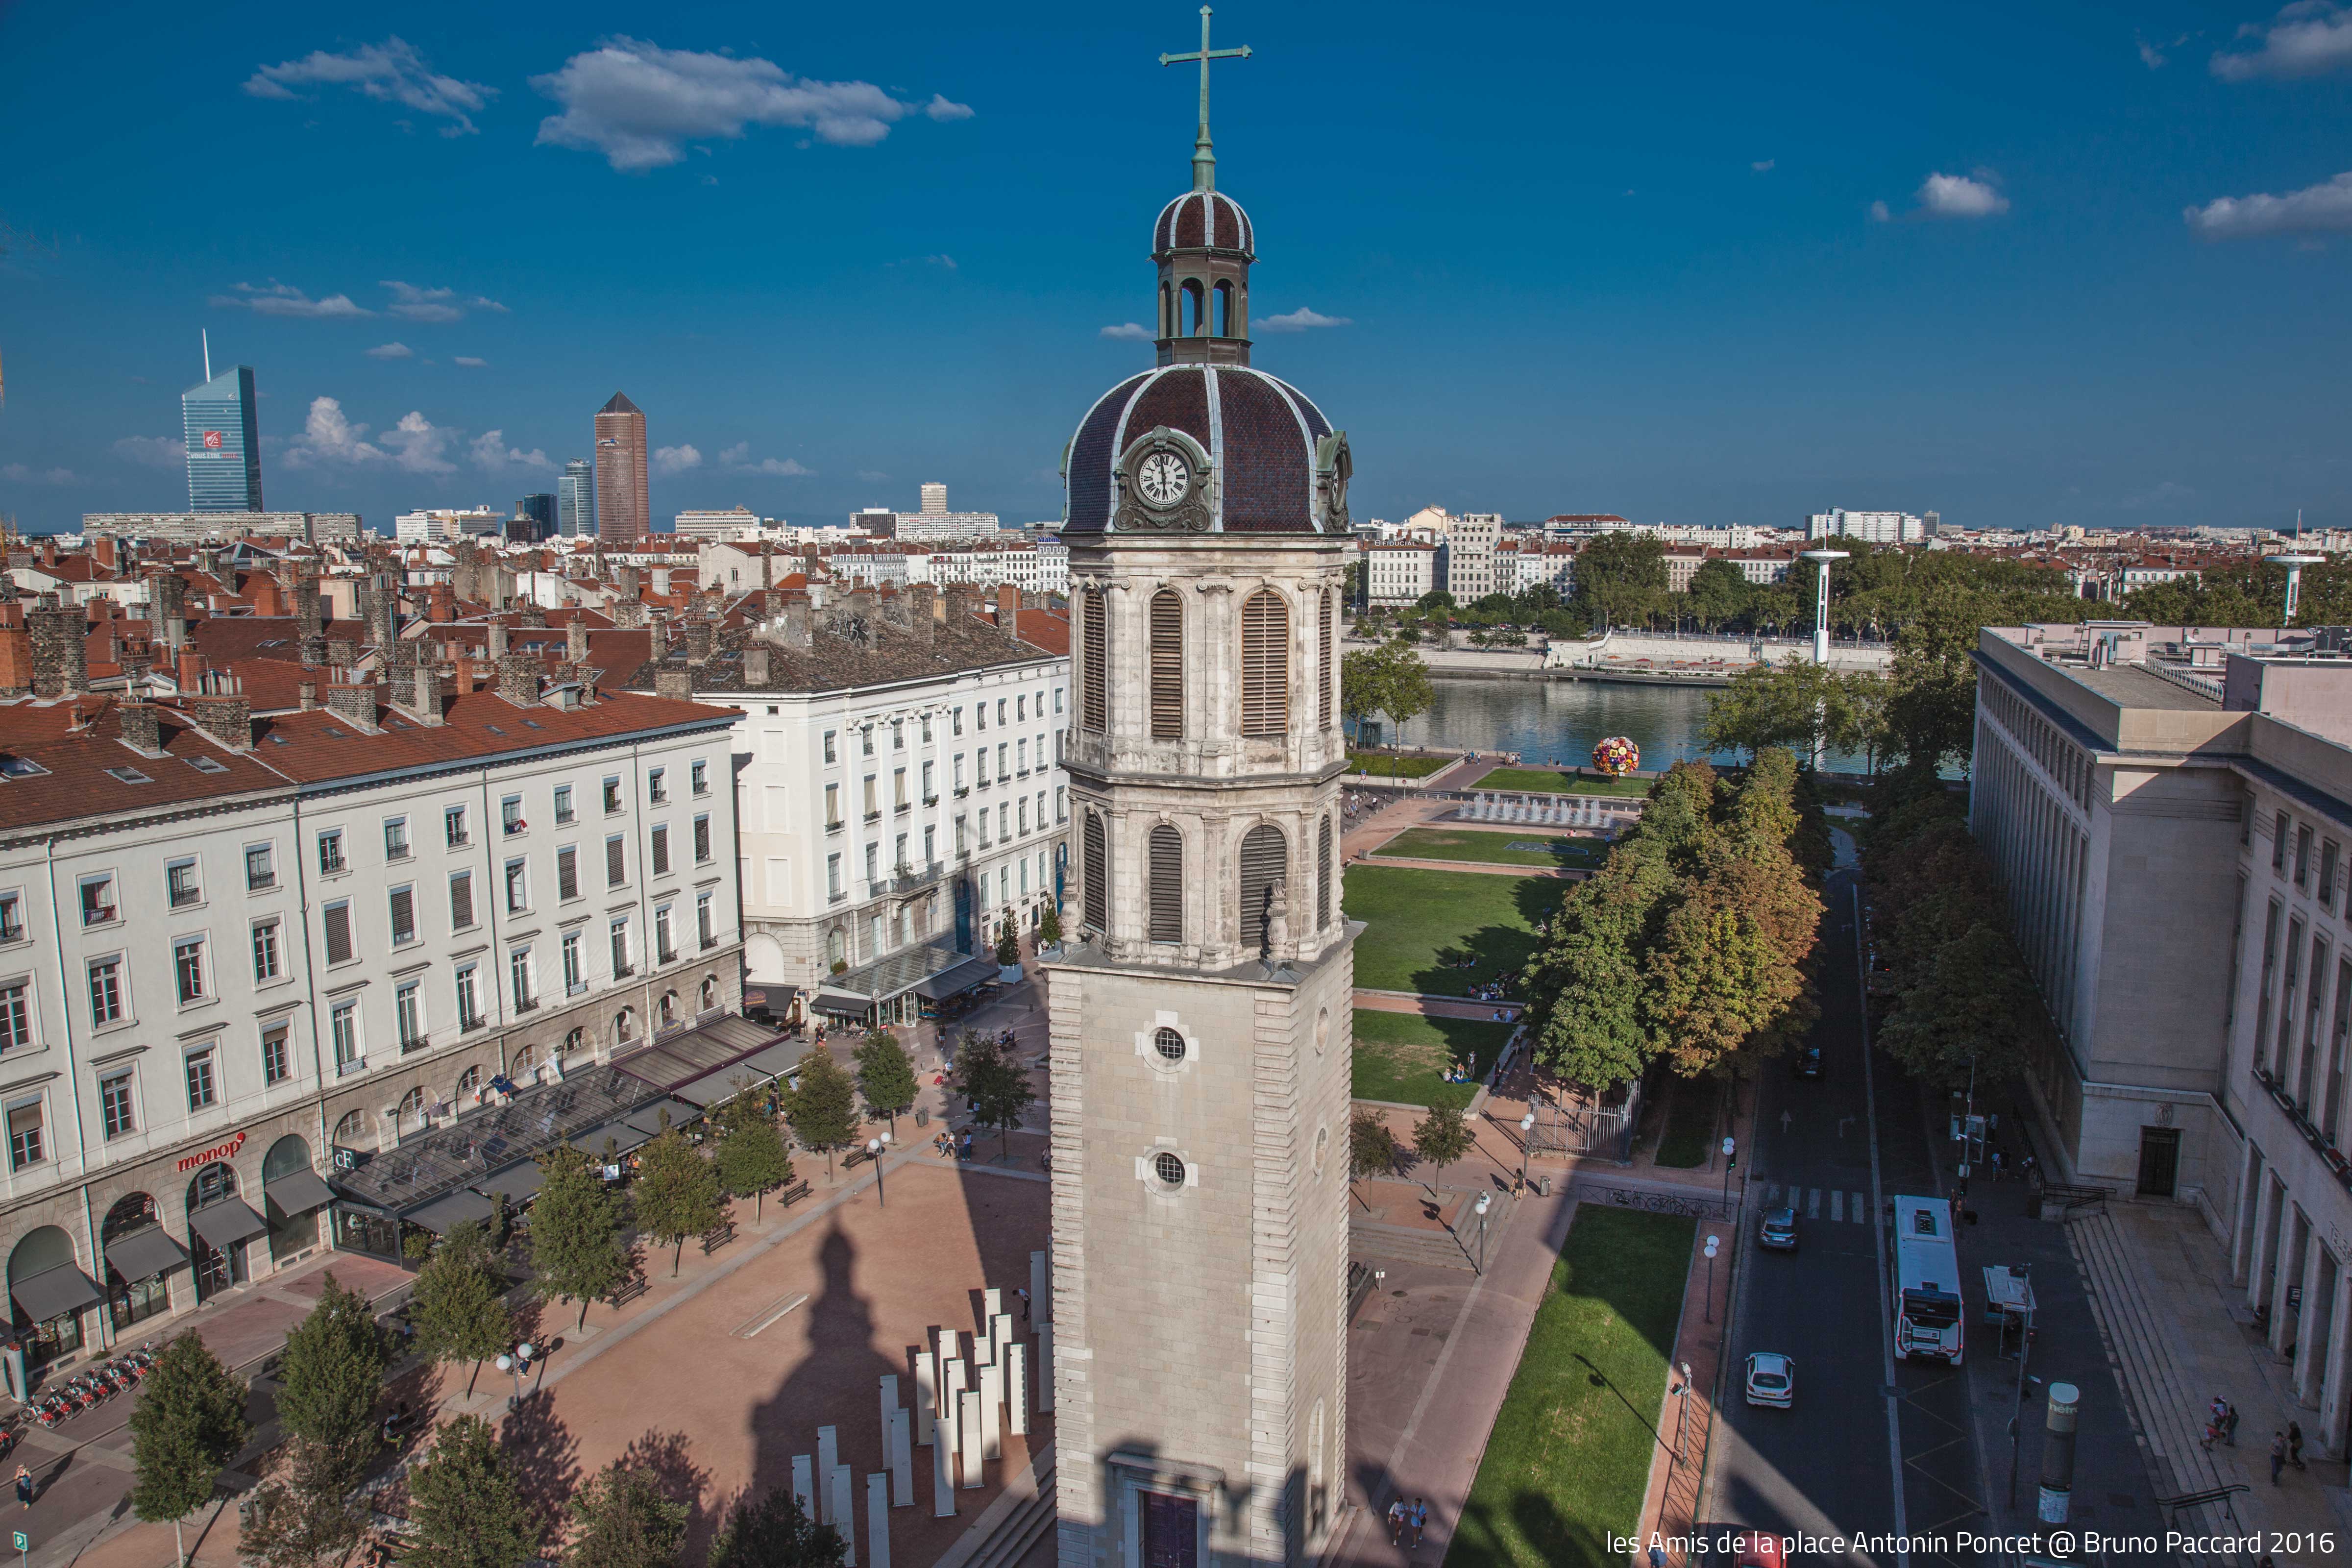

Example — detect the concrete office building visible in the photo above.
[519,493,556,536]
[79,513,362,545]
[1971,620,2352,1456]
[1809,508,1928,544]
[558,460,596,539]
[594,393,650,549]
[182,367,264,514]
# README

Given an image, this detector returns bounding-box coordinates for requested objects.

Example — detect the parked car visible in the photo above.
[1759,1206,1799,1252]
[1791,1044,1824,1079]
[1731,1529,1787,1568]
[1744,1351,1794,1408]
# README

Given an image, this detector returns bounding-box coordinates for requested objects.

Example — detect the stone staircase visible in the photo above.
[2067,1209,2221,1499]
[931,1442,1057,1568]
[1348,1197,1515,1273]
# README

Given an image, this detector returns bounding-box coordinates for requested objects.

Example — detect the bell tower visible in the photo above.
[1045,13,1358,1568]
[1153,6,1256,367]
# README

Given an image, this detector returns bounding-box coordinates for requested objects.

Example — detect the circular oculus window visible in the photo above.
[1153,1151,1188,1188]
[1153,1026,1187,1063]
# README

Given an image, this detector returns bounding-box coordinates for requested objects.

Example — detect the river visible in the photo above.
[1382,676,1871,773]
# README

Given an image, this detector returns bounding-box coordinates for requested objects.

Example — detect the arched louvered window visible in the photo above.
[1240,589,1289,737]
[1239,823,1288,957]
[1318,814,1334,931]
[1150,589,1184,739]
[1318,591,1335,730]
[1081,588,1107,733]
[1083,812,1108,934]
[1148,824,1184,944]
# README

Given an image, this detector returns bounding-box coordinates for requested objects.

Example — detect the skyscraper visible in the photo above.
[519,492,556,535]
[593,392,648,548]
[182,359,263,513]
[557,460,596,538]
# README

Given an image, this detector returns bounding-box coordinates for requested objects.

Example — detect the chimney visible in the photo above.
[566,616,590,662]
[943,583,975,626]
[759,542,774,590]
[92,537,117,573]
[742,645,771,685]
[685,617,715,665]
[186,692,254,752]
[488,620,508,659]
[618,565,642,600]
[407,657,446,726]
[651,566,672,597]
[783,601,813,651]
[27,595,88,699]
[497,653,539,707]
[850,587,878,624]
[649,617,668,662]
[0,602,34,696]
[654,668,694,701]
[147,570,185,639]
[298,681,319,711]
[428,582,456,623]
[117,702,163,756]
[325,636,356,667]
[177,647,204,693]
[248,572,287,617]
[325,682,379,733]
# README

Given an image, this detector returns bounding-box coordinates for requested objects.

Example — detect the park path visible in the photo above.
[1357,853,1587,880]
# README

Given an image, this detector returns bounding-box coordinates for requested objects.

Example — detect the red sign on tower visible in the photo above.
[202,431,224,450]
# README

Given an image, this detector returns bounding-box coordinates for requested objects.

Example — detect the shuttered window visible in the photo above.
[1318,591,1334,729]
[1240,589,1289,736]
[606,835,626,888]
[1081,589,1108,733]
[1083,812,1108,934]
[449,871,474,931]
[1318,814,1334,931]
[388,885,415,946]
[1150,590,1184,739]
[322,901,352,965]
[1239,824,1287,956]
[1148,824,1184,944]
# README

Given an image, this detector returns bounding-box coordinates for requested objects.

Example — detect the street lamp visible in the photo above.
[2271,552,2325,625]
[1670,1360,1694,1467]
[1518,1109,1537,1194]
[1702,1235,1720,1323]
[494,1341,535,1412]
[868,1130,893,1206]
[1720,1135,1737,1210]
[1473,1192,1493,1276]
[1800,548,1849,768]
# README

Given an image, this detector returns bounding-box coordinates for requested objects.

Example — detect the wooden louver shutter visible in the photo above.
[1150,590,1183,739]
[450,873,474,930]
[1148,825,1183,943]
[1081,589,1108,733]
[1238,824,1287,956]
[1318,591,1334,729]
[1240,590,1289,737]
[1318,814,1334,931]
[1083,812,1108,934]
[323,904,352,965]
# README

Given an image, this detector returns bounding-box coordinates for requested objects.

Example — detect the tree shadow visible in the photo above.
[498,1376,584,1548]
[617,1427,712,1543]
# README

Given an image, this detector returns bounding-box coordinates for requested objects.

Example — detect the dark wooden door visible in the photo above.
[2136,1127,2180,1198]
[1142,1491,1199,1568]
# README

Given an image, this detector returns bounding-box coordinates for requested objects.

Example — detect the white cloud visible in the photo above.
[210,280,372,318]
[1868,199,1892,222]
[454,356,489,368]
[1752,158,1775,172]
[469,430,553,471]
[366,342,414,359]
[2138,34,2167,69]
[380,281,507,322]
[2,464,76,485]
[1917,172,2009,218]
[1257,307,1353,332]
[2116,479,2197,511]
[653,443,703,475]
[113,435,184,469]
[857,469,891,483]
[245,37,495,136]
[2213,4,2352,80]
[1099,323,1153,342]
[379,410,456,474]
[281,397,387,469]
[718,442,810,476]
[531,38,973,171]
[2185,169,2352,237]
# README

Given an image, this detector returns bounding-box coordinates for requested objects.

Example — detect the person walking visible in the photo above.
[2287,1421,2305,1470]
[1410,1497,1428,1547]
[13,1465,31,1511]
[2269,1429,2287,1485]
[1386,1498,1408,1545]
[2224,1401,2240,1446]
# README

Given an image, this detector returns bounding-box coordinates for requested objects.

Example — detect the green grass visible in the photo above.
[1453,1206,1696,1568]
[1343,863,1560,995]
[1347,749,1454,779]
[1654,1078,1722,1168]
[1370,828,1608,870]
[1351,1008,1516,1107]
[1477,767,1652,797]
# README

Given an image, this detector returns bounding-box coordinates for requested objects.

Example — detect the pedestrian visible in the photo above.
[2270,1430,2286,1485]
[2201,1419,2219,1453]
[1018,1287,1031,1322]
[1410,1497,1427,1546]
[1386,1498,1408,1545]
[2225,1402,2240,1446]
[1649,1545,1667,1568]
[2287,1421,2304,1470]
[13,1464,30,1510]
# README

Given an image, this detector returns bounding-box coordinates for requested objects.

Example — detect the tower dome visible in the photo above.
[1152,190,1254,257]
[1061,364,1349,536]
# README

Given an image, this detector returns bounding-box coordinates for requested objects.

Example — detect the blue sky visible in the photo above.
[2,1,2351,535]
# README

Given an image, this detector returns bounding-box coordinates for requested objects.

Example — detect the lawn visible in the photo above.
[1344,863,1559,995]
[1654,1077,1722,1168]
[1452,1206,1696,1568]
[1370,828,1608,871]
[1477,767,1652,797]
[1351,1008,1516,1107]
[1347,749,1455,779]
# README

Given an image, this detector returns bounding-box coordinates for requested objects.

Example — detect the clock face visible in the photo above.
[1136,450,1191,507]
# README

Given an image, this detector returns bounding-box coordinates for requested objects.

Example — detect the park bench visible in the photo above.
[779,1178,813,1209]
[608,1275,649,1309]
[700,1219,737,1255]
[843,1146,875,1170]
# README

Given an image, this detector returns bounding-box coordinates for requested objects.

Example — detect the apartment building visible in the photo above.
[640,583,1069,1030]
[0,622,743,1383]
[1971,621,2352,1457]
[1365,543,1438,606]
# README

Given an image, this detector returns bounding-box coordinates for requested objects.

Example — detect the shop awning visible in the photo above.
[827,941,973,1007]
[10,1263,101,1324]
[622,1098,701,1142]
[673,1039,807,1107]
[479,1161,544,1204]
[571,1119,651,1159]
[811,989,871,1016]
[402,1188,497,1235]
[102,1225,187,1283]
[188,1199,269,1252]
[264,1168,337,1219]
[743,984,799,1014]
[913,955,998,1001]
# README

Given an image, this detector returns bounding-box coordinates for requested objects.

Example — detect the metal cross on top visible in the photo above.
[1160,5,1251,193]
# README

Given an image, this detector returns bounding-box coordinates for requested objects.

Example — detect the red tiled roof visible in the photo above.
[247,688,740,785]
[0,698,288,835]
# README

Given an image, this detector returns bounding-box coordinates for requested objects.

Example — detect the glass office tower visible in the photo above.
[558,460,596,537]
[182,367,263,512]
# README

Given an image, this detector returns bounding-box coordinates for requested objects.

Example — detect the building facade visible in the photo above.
[594,393,651,549]
[80,514,362,546]
[1365,542,1437,605]
[559,460,597,539]
[182,367,264,514]
[1808,508,1928,544]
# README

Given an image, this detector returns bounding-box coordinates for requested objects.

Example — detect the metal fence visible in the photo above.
[1575,1181,1735,1224]
[1528,1081,1642,1162]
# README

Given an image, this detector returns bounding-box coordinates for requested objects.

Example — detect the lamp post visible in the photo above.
[1670,1360,1694,1467]
[1800,547,1849,768]
[495,1341,535,1412]
[2007,1263,2036,1508]
[2271,553,2325,625]
[1473,1192,1493,1276]
[1720,1135,1737,1210]
[1518,1109,1536,1194]
[1702,1234,1721,1323]
[868,1131,892,1207]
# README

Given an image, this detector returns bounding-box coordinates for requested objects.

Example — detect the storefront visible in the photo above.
[184,1163,268,1303]
[260,1135,335,1265]
[7,1225,100,1369]
[99,1193,185,1332]
[816,942,994,1028]
[331,1200,403,1264]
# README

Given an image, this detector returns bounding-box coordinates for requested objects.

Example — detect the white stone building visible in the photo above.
[1364,542,1437,605]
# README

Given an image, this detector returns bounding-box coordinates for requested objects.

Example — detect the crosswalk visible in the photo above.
[1758,1183,1872,1223]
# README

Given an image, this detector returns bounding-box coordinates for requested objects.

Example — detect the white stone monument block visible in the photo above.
[1006,1341,1029,1437]
[1035,1323,1054,1412]
[830,1467,856,1565]
[816,1427,839,1517]
[865,1473,890,1568]
[912,1351,937,1445]
[888,1407,913,1506]
[1029,1250,1049,1326]
[931,1424,956,1517]
[957,1391,983,1487]
[791,1455,814,1521]
[980,1361,1003,1459]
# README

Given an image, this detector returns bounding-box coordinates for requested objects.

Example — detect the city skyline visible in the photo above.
[3,2,2352,536]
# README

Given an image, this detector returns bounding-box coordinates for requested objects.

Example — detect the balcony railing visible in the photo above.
[2252,1063,2351,1191]
[400,1033,429,1055]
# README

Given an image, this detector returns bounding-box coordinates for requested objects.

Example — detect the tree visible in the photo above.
[411,1220,515,1396]
[1340,640,1434,766]
[1702,657,1836,762]
[1036,900,1064,948]
[276,1272,392,1500]
[239,1444,368,1568]
[1875,922,2045,1090]
[632,1125,723,1278]
[1685,558,1753,631]
[1570,532,1667,632]
[531,1144,632,1330]
[1830,668,1894,775]
[711,1094,794,1221]
[853,1031,919,1132]
[994,908,1021,967]
[950,1028,1037,1160]
[566,1460,689,1568]
[1348,1107,1397,1182]
[1414,589,1455,613]
[1886,584,1987,772]
[706,1488,845,1568]
[1520,850,1675,1088]
[1410,1102,1475,1194]
[128,1334,251,1568]
[402,1415,537,1568]
[785,1050,861,1177]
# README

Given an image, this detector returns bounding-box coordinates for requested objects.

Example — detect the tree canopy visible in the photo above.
[632,1124,723,1277]
[565,1459,690,1568]
[951,1028,1037,1160]
[706,1488,845,1568]
[531,1144,633,1329]
[411,1220,515,1397]
[785,1051,862,1176]
[128,1333,252,1568]
[711,1093,794,1220]
[402,1415,538,1568]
